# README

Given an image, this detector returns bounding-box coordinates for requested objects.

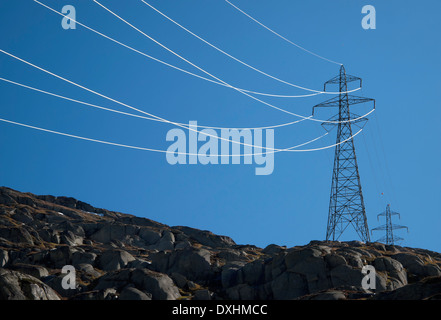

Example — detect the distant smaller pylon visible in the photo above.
[371,204,408,245]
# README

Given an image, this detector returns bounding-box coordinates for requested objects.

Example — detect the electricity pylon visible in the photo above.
[371,204,408,245]
[312,65,375,242]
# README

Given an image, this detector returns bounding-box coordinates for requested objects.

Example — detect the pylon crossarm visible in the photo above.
[390,211,401,218]
[322,113,368,131]
[312,96,375,116]
[391,236,404,242]
[312,96,340,115]
[324,74,362,91]
[391,224,408,231]
[371,225,387,232]
[377,212,387,220]
[375,236,388,243]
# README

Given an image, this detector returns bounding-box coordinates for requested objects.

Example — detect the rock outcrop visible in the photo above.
[0,186,440,300]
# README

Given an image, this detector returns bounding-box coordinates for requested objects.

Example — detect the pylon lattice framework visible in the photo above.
[313,65,375,242]
[371,204,408,245]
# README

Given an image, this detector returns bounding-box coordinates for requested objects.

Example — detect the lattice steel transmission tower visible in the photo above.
[312,65,375,242]
[371,204,408,245]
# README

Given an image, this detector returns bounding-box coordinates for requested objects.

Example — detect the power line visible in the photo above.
[361,130,386,210]
[0,2,373,153]
[359,87,391,207]
[364,116,393,205]
[372,112,399,205]
[0,48,374,126]
[224,0,342,66]
[92,0,372,124]
[1,50,341,152]
[0,116,363,155]
[0,77,307,131]
[140,0,343,92]
[3,73,361,153]
[93,0,319,119]
[0,49,309,152]
[32,0,328,99]
[0,48,275,151]
[94,0,347,95]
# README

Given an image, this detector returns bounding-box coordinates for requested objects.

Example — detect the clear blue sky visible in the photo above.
[1,0,440,252]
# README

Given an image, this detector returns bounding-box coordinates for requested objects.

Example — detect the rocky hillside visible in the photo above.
[0,186,440,300]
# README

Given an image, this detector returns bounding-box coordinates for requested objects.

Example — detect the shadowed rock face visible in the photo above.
[0,186,440,300]
[0,268,60,300]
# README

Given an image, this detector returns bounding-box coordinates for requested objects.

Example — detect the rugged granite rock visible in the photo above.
[0,186,440,300]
